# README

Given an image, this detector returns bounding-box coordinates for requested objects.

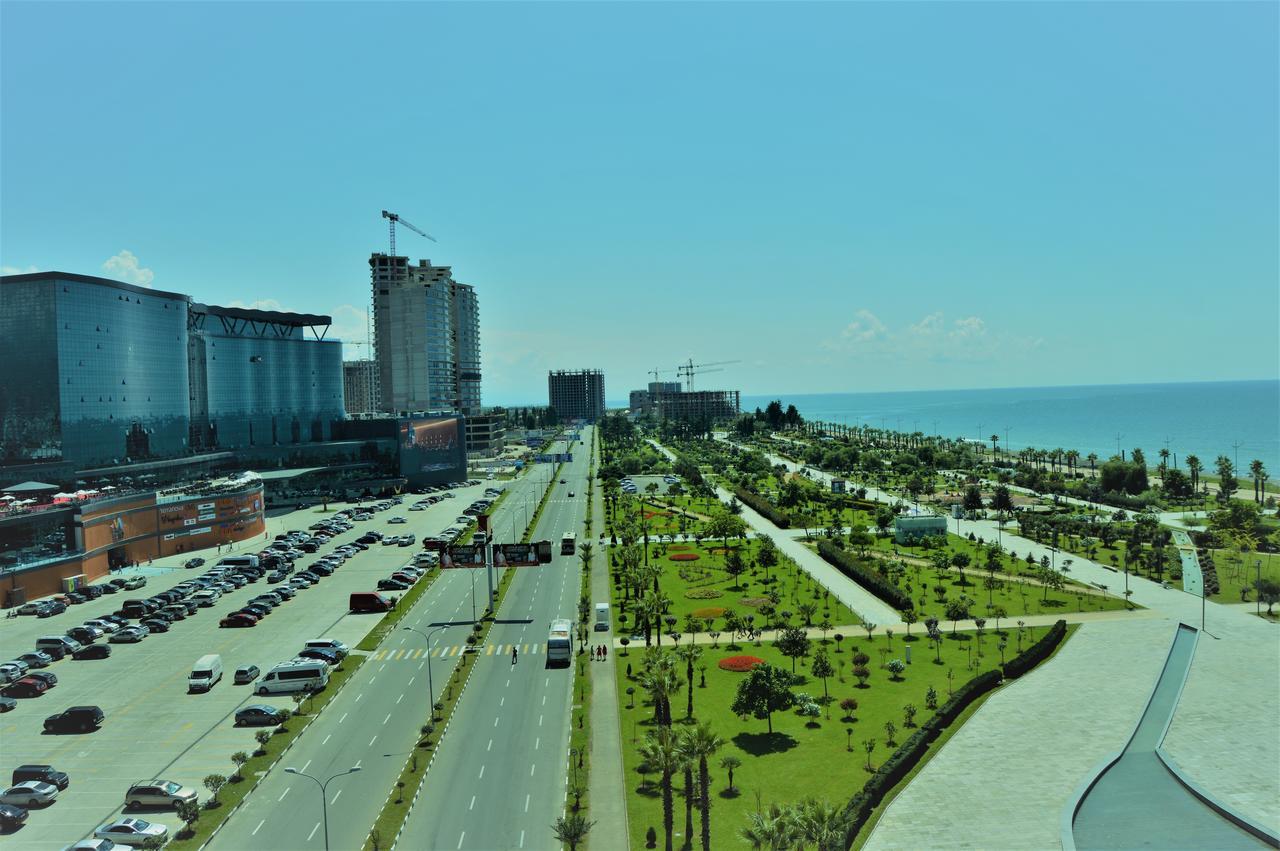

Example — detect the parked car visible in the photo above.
[84,619,119,634]
[44,705,104,733]
[140,619,170,634]
[294,647,340,666]
[234,704,286,726]
[12,765,68,790]
[109,627,146,644]
[237,604,270,619]
[219,613,258,629]
[94,818,168,846]
[0,803,27,829]
[0,781,59,807]
[233,665,260,685]
[65,627,99,645]
[0,662,29,680]
[25,671,57,690]
[0,697,16,713]
[124,780,197,810]
[184,557,205,569]
[377,578,410,591]
[72,645,111,661]
[4,678,50,699]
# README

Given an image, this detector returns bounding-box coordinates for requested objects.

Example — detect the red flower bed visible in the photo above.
[643,511,670,520]
[718,655,765,672]
[668,545,690,551]
[669,553,700,561]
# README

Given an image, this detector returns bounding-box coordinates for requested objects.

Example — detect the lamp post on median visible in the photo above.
[284,765,360,851]
[403,624,451,714]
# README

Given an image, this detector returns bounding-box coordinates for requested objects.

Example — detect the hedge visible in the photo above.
[1002,618,1068,680]
[732,485,791,529]
[815,540,913,611]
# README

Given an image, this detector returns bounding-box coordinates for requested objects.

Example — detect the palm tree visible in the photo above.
[1087,452,1098,474]
[679,724,725,851]
[675,727,697,850]
[551,813,596,850]
[791,798,849,851]
[1249,460,1267,504]
[740,803,796,851]
[634,595,661,646]
[638,649,682,727]
[990,434,999,459]
[1186,455,1202,494]
[1066,449,1080,476]
[640,728,686,851]
[1158,448,1170,482]
[674,643,704,719]
[577,542,594,574]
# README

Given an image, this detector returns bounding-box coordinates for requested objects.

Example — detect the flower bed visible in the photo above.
[692,606,726,620]
[685,588,723,600]
[718,655,765,672]
[669,553,700,562]
[668,545,690,551]
[738,597,770,608]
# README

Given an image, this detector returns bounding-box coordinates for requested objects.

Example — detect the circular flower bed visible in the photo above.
[691,606,726,620]
[685,588,723,600]
[669,553,700,562]
[718,655,765,672]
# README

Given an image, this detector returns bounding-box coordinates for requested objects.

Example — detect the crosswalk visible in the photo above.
[369,643,544,660]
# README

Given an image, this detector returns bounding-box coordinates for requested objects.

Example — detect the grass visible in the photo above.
[615,622,1061,851]
[610,538,863,644]
[167,655,367,849]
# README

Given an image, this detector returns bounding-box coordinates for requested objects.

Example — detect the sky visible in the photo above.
[2,1,1276,406]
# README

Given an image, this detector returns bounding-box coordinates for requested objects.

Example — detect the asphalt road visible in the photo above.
[396,428,593,851]
[205,444,570,851]
[0,479,501,850]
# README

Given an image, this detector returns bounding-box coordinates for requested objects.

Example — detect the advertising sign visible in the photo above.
[399,417,464,474]
[493,543,540,567]
[442,545,486,568]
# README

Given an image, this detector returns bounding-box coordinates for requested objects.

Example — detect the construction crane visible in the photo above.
[648,367,677,384]
[677,359,741,392]
[381,209,436,257]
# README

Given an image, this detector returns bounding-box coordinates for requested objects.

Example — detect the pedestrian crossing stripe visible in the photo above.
[373,643,545,660]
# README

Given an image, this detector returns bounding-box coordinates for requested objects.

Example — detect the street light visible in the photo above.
[403,624,452,712]
[284,765,361,851]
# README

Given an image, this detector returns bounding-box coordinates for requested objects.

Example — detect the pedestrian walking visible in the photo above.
[602,644,608,661]
[512,646,518,665]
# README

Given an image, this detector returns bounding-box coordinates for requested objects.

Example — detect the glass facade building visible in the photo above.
[1,272,345,472]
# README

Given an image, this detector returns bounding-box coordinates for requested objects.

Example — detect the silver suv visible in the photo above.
[125,779,197,809]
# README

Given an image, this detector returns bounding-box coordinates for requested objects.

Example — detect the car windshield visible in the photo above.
[130,819,151,829]
[162,782,181,793]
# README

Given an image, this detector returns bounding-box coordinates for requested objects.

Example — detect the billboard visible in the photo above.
[442,545,486,568]
[398,416,466,486]
[493,543,540,567]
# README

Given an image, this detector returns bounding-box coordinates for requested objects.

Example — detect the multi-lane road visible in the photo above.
[204,429,592,851]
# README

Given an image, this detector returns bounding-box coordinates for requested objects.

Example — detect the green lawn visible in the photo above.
[610,538,863,643]
[616,623,1059,850]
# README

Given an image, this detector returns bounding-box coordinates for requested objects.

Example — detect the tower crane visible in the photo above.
[648,367,677,384]
[381,209,437,256]
[677,359,741,392]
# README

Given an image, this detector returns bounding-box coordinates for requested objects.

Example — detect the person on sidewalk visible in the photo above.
[602,644,608,661]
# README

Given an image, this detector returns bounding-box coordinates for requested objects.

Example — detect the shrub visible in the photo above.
[670,553,701,562]
[816,540,912,610]
[738,597,770,608]
[733,485,790,528]
[685,588,723,600]
[718,655,765,672]
[1002,619,1068,679]
[692,606,726,620]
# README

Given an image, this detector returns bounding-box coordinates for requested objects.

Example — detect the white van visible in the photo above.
[594,603,610,632]
[218,555,260,570]
[254,660,329,696]
[36,635,82,656]
[189,654,223,692]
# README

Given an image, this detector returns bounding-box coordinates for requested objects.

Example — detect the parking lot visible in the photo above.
[0,480,496,849]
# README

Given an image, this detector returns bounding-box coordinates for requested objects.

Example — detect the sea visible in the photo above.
[736,380,1280,473]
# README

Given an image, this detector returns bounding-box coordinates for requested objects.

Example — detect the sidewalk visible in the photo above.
[587,442,629,850]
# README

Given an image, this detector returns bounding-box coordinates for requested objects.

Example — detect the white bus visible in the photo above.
[253,660,329,696]
[547,619,573,664]
[561,532,576,556]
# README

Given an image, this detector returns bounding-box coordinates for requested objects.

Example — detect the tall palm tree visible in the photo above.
[1158,448,1170,482]
[1066,449,1080,476]
[577,542,594,574]
[640,728,685,851]
[791,798,849,851]
[638,649,682,727]
[679,723,725,851]
[1249,460,1267,504]
[1186,455,1203,494]
[676,727,696,850]
[1087,452,1098,474]
[673,643,704,718]
[651,590,674,645]
[740,803,796,851]
[990,434,999,459]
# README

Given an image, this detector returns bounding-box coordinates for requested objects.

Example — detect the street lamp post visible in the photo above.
[284,766,361,851]
[403,624,451,712]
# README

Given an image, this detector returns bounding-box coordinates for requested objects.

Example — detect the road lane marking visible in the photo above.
[408,676,415,686]
[539,714,543,726]
[356,693,364,702]
[322,734,331,745]
[500,696,505,707]
[494,716,500,727]
[354,760,362,769]
[252,819,265,836]
[369,735,377,746]
[478,765,485,779]
[520,830,526,847]
[487,739,492,751]
[396,693,404,704]
[524,793,530,812]
[383,713,391,725]
[531,763,536,776]
[535,737,540,750]
[308,822,321,842]
[301,759,311,773]
[331,789,342,805]
[469,794,476,811]
[370,676,377,684]
[542,695,546,706]
[278,787,290,802]
[457,832,466,849]
[340,712,348,723]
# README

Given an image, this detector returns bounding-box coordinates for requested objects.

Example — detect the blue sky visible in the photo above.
[2,1,1276,406]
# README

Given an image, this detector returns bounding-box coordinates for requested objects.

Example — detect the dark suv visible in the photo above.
[44,705,104,733]
[12,765,69,790]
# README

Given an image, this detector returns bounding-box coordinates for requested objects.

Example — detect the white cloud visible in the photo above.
[1,264,39,275]
[101,250,154,287]
[948,316,987,340]
[909,311,944,336]
[225,298,290,312]
[839,309,888,343]
[329,303,372,355]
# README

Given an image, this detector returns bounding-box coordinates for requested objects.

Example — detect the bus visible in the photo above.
[547,619,573,664]
[561,532,576,555]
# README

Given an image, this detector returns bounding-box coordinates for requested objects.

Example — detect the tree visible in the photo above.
[577,542,594,574]
[231,751,249,781]
[848,528,874,556]
[791,798,849,851]
[756,535,779,584]
[884,720,898,746]
[1255,578,1280,615]
[639,728,685,851]
[945,596,971,635]
[863,738,877,771]
[1249,460,1268,504]
[1186,455,1203,493]
[725,549,748,590]
[1216,455,1239,501]
[176,798,200,837]
[680,723,724,851]
[552,813,596,850]
[638,650,683,727]
[730,664,795,733]
[720,755,742,793]
[951,552,972,585]
[674,643,704,719]
[886,659,905,681]
[992,485,1014,513]
[903,702,918,727]
[776,627,811,673]
[203,774,227,806]
[963,486,984,512]
[811,650,834,704]
[839,697,858,721]
[254,729,272,754]
[797,602,818,627]
[874,508,894,537]
[740,803,796,851]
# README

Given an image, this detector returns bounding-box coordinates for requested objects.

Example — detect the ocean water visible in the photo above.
[741,380,1280,473]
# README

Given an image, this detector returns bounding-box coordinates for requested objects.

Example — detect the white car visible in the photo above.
[389,516,407,524]
[62,840,120,851]
[191,590,221,607]
[94,818,169,846]
[84,619,120,633]
[1,781,60,807]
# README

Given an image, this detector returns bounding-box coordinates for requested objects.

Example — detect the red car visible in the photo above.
[219,613,258,629]
[5,677,50,698]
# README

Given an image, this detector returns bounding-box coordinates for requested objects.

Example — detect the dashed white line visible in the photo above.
[520,829,526,847]
[322,734,331,746]
[478,765,485,779]
[278,787,290,802]
[396,693,404,704]
[469,794,476,811]
[383,713,392,725]
[539,714,543,726]
[487,739,493,752]
[355,693,364,703]
[408,676,415,686]
[530,763,536,776]
[369,735,378,747]
[457,832,466,849]
[500,696,505,707]
[524,793,531,812]
[308,822,321,842]
[301,759,311,773]
[252,819,265,836]
[494,717,500,727]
